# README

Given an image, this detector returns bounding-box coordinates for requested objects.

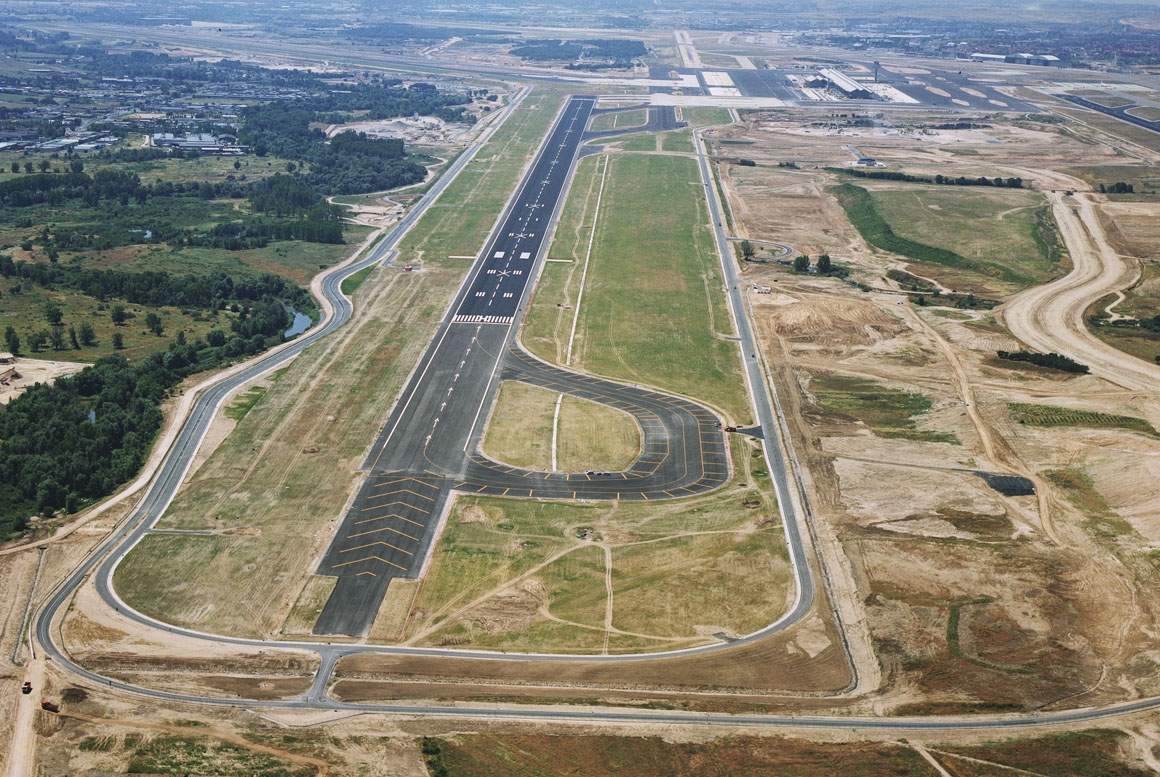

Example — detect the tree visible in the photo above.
[23,162,33,174]
[9,161,18,174]
[144,311,164,336]
[206,329,227,347]
[70,159,84,174]
[4,326,19,356]
[793,255,810,272]
[49,325,66,351]
[68,325,80,350]
[111,331,124,350]
[43,301,63,326]
[233,159,242,170]
[110,304,129,325]
[175,329,187,346]
[817,254,832,274]
[738,240,756,260]
[27,330,46,352]
[78,321,96,346]
[37,160,50,173]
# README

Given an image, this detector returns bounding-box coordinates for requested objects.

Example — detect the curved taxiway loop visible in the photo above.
[460,345,730,500]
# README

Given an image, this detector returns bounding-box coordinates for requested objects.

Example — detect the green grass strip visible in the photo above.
[1009,402,1157,436]
[830,183,1026,283]
[340,265,375,296]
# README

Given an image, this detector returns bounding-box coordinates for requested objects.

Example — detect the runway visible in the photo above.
[312,96,731,636]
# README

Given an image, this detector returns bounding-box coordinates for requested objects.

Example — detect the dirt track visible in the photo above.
[1003,190,1160,393]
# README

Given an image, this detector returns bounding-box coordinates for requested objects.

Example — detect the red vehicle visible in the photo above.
[40,700,59,713]
[21,681,32,695]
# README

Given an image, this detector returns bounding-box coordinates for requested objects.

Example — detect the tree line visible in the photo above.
[0,256,314,315]
[832,167,1023,188]
[996,350,1089,373]
[0,293,301,530]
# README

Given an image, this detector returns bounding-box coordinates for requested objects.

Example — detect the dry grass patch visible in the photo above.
[281,575,337,635]
[113,90,571,639]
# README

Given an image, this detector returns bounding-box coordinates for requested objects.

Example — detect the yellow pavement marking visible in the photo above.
[354,513,425,528]
[349,526,419,541]
[342,541,412,555]
[333,556,407,571]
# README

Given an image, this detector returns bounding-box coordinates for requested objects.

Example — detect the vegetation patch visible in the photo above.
[340,265,375,296]
[408,443,785,653]
[126,735,310,776]
[831,183,1047,288]
[560,153,748,419]
[810,373,958,444]
[225,386,268,422]
[942,730,1153,777]
[996,350,1088,373]
[1009,402,1156,436]
[589,110,647,132]
[438,734,933,777]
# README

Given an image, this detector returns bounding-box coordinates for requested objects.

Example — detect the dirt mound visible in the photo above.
[459,505,488,524]
[465,578,548,634]
[756,295,906,347]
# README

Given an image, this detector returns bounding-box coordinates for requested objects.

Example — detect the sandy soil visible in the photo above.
[1004,190,1160,393]
[0,357,85,406]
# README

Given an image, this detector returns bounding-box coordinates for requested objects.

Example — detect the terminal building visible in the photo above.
[817,68,875,100]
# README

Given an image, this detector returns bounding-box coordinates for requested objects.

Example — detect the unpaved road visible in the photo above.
[1003,191,1160,393]
[5,658,44,777]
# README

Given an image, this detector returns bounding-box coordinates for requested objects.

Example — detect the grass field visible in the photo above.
[113,88,573,638]
[528,152,749,421]
[661,129,695,153]
[482,380,642,472]
[680,107,733,128]
[404,436,789,653]
[832,183,1058,293]
[589,109,648,132]
[520,154,605,364]
[811,373,959,444]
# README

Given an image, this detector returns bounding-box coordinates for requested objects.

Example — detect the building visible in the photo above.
[150,133,247,155]
[817,68,874,100]
[1004,53,1064,66]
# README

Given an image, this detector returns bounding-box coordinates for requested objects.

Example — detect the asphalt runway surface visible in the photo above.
[313,95,729,636]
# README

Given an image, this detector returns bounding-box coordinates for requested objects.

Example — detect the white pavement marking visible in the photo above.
[566,154,610,366]
[551,392,563,471]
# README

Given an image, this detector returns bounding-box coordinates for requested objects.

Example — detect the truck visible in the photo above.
[21,681,31,695]
[40,700,59,713]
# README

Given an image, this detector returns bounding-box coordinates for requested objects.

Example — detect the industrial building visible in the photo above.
[150,133,246,155]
